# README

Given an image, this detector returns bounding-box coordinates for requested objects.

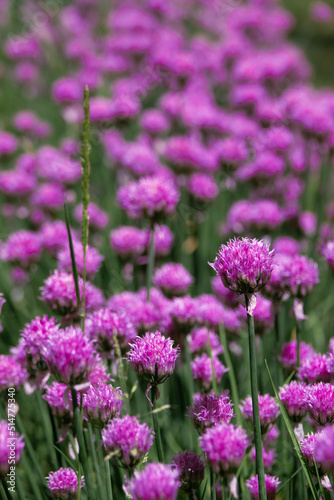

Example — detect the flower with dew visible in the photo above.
[0,420,25,478]
[240,394,280,434]
[47,467,84,499]
[172,451,205,494]
[129,463,180,500]
[82,382,123,429]
[102,415,153,468]
[188,391,234,431]
[209,237,275,296]
[200,422,249,475]
[245,474,280,500]
[43,326,99,386]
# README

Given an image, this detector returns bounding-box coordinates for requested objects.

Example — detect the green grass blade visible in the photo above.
[265,359,319,500]
[64,201,81,310]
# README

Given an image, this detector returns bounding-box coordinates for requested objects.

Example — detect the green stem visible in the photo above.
[105,459,114,500]
[245,295,267,500]
[151,385,164,463]
[296,320,303,369]
[20,454,44,500]
[71,388,95,499]
[146,222,155,302]
[88,424,106,500]
[35,391,58,469]
[1,481,11,500]
[219,324,243,425]
[80,85,91,333]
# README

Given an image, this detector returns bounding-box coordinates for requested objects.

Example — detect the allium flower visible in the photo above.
[307,383,334,426]
[40,221,68,255]
[314,426,334,473]
[127,331,180,386]
[129,463,180,500]
[196,295,227,328]
[40,271,104,318]
[0,169,36,196]
[273,237,300,256]
[172,451,205,493]
[102,415,153,468]
[82,383,122,428]
[209,238,274,295]
[250,447,276,472]
[187,327,223,356]
[2,230,42,268]
[188,173,219,202]
[0,131,17,155]
[86,308,137,359]
[43,326,99,386]
[238,295,274,335]
[240,394,279,433]
[0,420,25,478]
[211,276,239,308]
[117,175,179,220]
[225,200,283,234]
[74,202,109,230]
[141,109,170,134]
[191,354,228,391]
[300,433,322,470]
[279,381,309,422]
[57,240,104,280]
[36,146,81,184]
[321,240,334,272]
[298,354,331,384]
[200,422,249,475]
[282,255,319,297]
[188,392,234,431]
[279,341,315,372]
[169,296,198,329]
[150,225,174,257]
[110,226,147,259]
[31,183,65,210]
[43,382,72,419]
[0,355,28,392]
[153,263,193,297]
[47,467,84,499]
[245,474,280,500]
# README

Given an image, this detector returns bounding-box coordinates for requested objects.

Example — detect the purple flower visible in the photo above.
[298,353,331,384]
[188,391,234,431]
[307,383,334,426]
[225,200,283,234]
[74,202,109,230]
[321,240,334,272]
[169,296,198,329]
[279,381,309,422]
[272,237,300,256]
[141,109,170,134]
[0,355,28,392]
[110,226,147,260]
[191,354,228,391]
[279,340,315,372]
[43,326,99,386]
[2,230,42,268]
[240,394,279,433]
[149,225,174,257]
[188,173,219,202]
[0,169,36,196]
[314,426,334,473]
[36,146,81,184]
[117,175,179,220]
[52,77,83,103]
[40,221,68,255]
[31,183,65,210]
[43,382,72,419]
[82,383,122,429]
[57,240,104,280]
[250,447,276,472]
[47,467,84,499]
[127,331,180,386]
[86,308,137,359]
[0,420,24,478]
[40,271,104,319]
[0,131,17,155]
[245,474,280,500]
[282,255,319,297]
[300,433,322,470]
[200,422,249,475]
[211,276,239,308]
[187,327,223,357]
[209,237,275,295]
[172,451,205,493]
[153,263,193,297]
[102,415,153,468]
[129,463,180,500]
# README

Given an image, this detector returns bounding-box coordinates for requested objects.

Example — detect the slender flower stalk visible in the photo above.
[151,383,164,463]
[80,85,91,332]
[245,295,267,500]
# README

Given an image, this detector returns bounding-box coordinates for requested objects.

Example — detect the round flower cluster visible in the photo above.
[172,451,205,494]
[129,463,180,500]
[307,383,334,426]
[279,381,309,422]
[0,420,25,478]
[245,474,280,500]
[240,394,279,433]
[191,354,228,391]
[0,354,28,392]
[47,467,84,499]
[188,392,234,431]
[153,263,193,297]
[82,383,123,429]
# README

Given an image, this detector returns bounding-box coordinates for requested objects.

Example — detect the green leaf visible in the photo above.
[64,201,81,309]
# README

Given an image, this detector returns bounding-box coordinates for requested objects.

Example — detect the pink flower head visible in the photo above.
[0,420,24,478]
[250,447,276,472]
[299,212,317,237]
[169,296,198,329]
[310,2,334,22]
[191,354,228,391]
[273,237,300,256]
[172,451,205,493]
[141,109,170,134]
[225,200,283,234]
[43,326,99,386]
[129,463,180,500]
[43,382,72,419]
[282,255,319,298]
[31,183,65,210]
[127,331,180,386]
[279,340,316,372]
[200,422,249,475]
[40,271,104,318]
[307,383,334,426]
[300,433,322,469]
[188,173,219,202]
[0,355,28,392]
[36,146,82,185]
[117,175,179,220]
[0,131,17,155]
[298,353,331,384]
[85,308,137,359]
[150,225,174,257]
[74,202,109,230]
[102,415,153,468]
[321,240,334,272]
[52,77,83,103]
[240,394,279,433]
[40,221,68,255]
[188,391,234,431]
[2,230,42,268]
[111,226,147,259]
[0,169,36,197]
[209,238,275,295]
[279,381,309,422]
[187,327,223,357]
[153,263,193,297]
[245,474,280,500]
[314,426,334,473]
[211,276,239,308]
[57,240,104,280]
[82,383,123,429]
[47,467,84,499]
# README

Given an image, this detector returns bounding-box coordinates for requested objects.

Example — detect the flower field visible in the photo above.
[1,1,334,499]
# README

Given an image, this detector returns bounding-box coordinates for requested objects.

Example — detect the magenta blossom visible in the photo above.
[47,467,84,499]
[129,463,180,500]
[188,391,234,431]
